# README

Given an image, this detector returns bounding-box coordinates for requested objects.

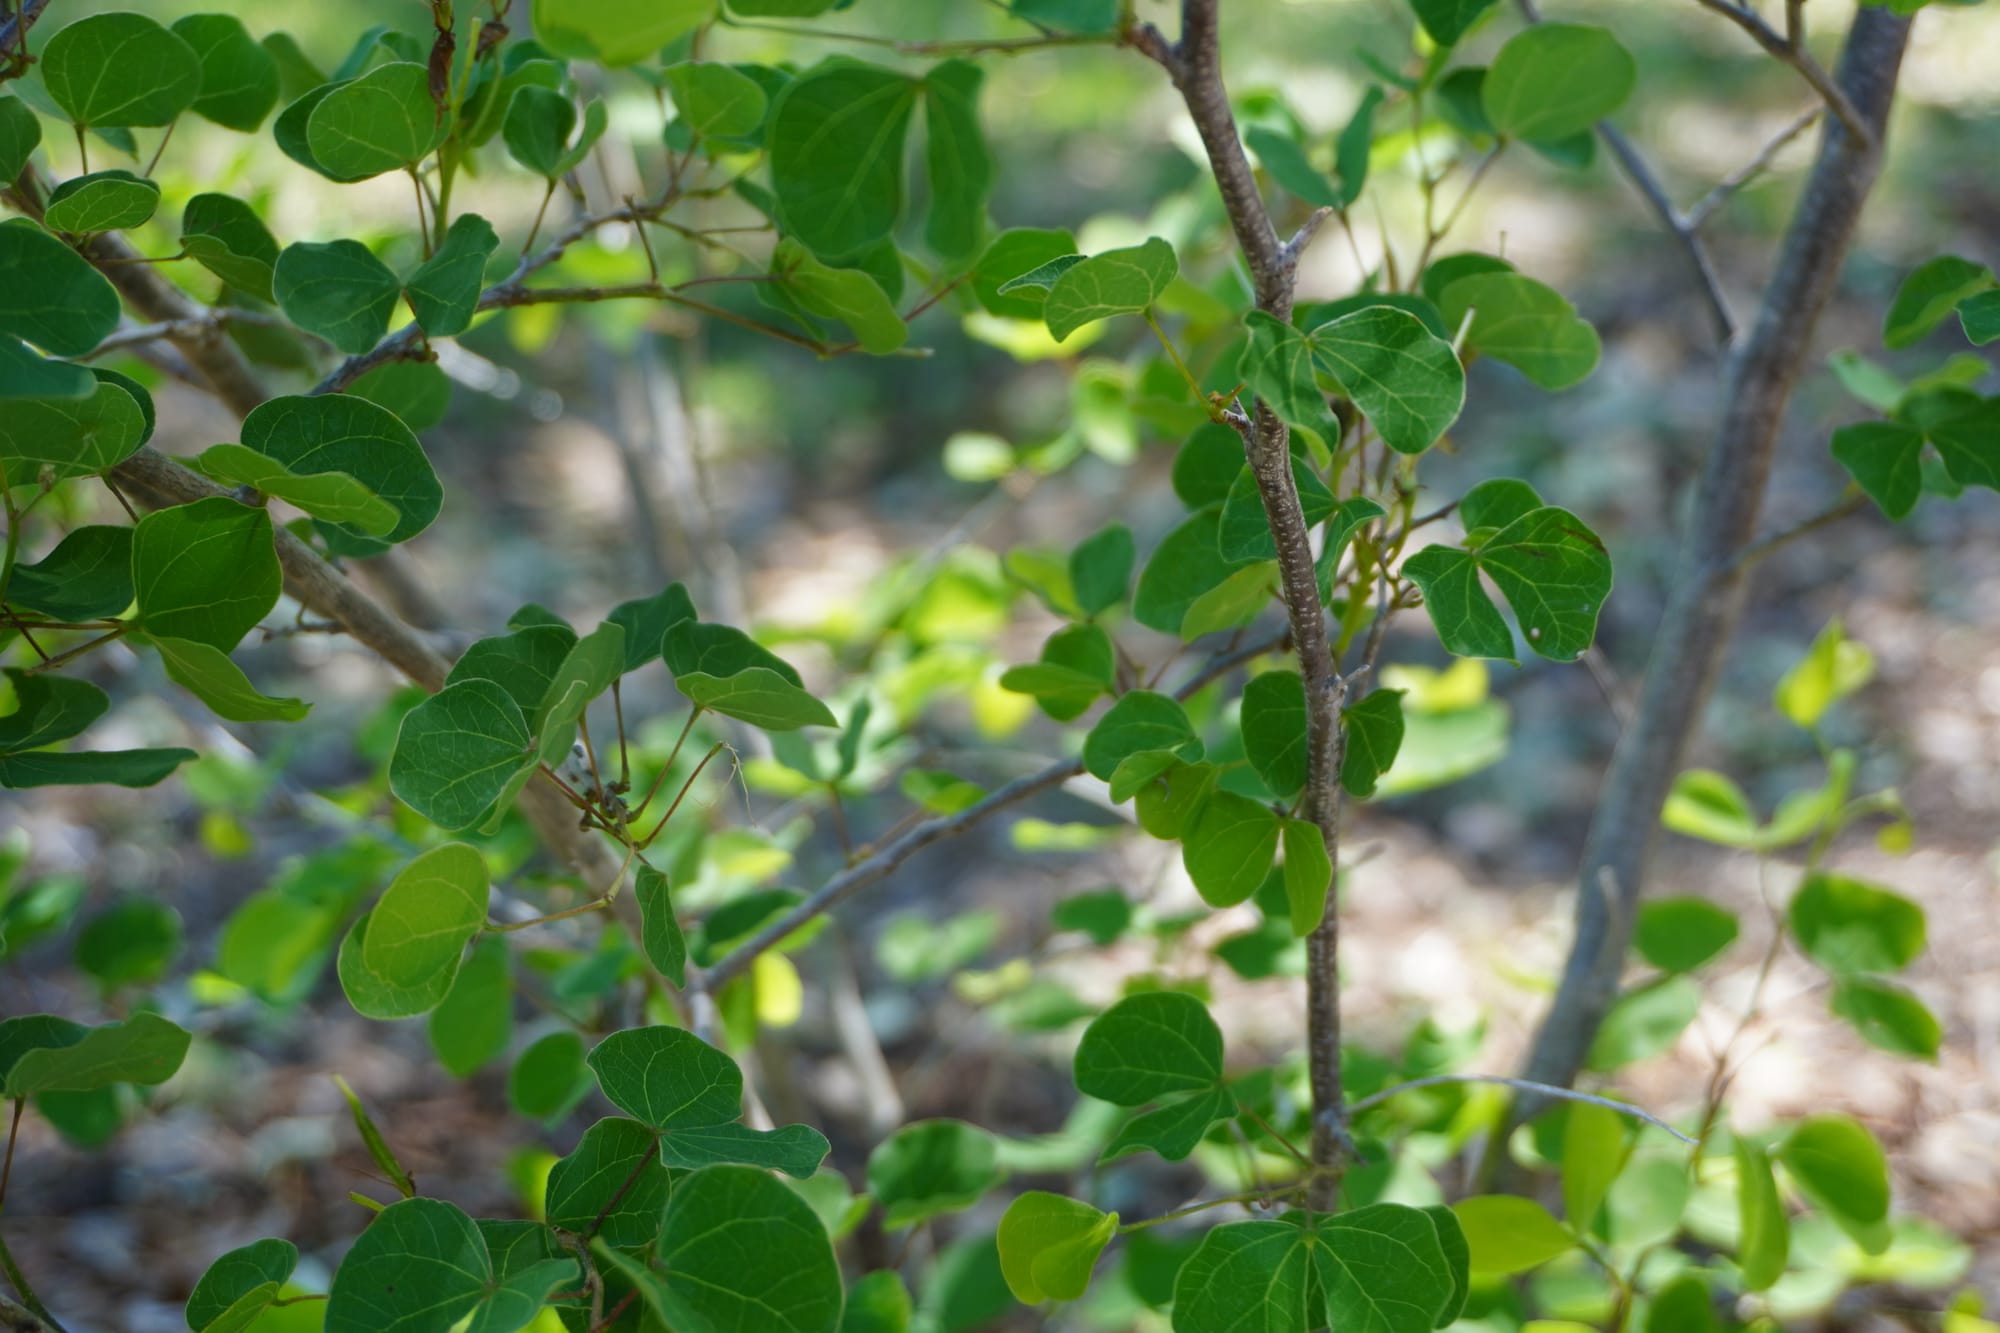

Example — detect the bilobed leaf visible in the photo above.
[768,60,918,260]
[0,379,148,487]
[1452,1196,1574,1275]
[1789,872,1925,975]
[325,1197,488,1333]
[1404,545,1513,660]
[1776,1114,1891,1253]
[1043,237,1177,341]
[653,1165,844,1333]
[240,394,442,552]
[1341,689,1405,798]
[1281,819,1332,936]
[635,864,688,987]
[362,843,487,996]
[867,1119,1003,1228]
[6,525,132,621]
[771,238,908,354]
[196,443,399,536]
[1425,506,1611,661]
[1308,305,1465,454]
[1000,624,1114,722]
[0,220,122,357]
[530,621,625,765]
[405,213,499,337]
[664,61,769,138]
[996,254,1086,297]
[544,1116,672,1246]
[1172,1222,1312,1333]
[172,14,280,132]
[1884,255,1995,348]
[1412,0,1499,47]
[922,60,993,260]
[1482,24,1635,141]
[388,678,537,832]
[1831,421,1925,520]
[997,1192,1117,1303]
[446,626,575,717]
[306,63,449,180]
[679,668,838,730]
[131,497,281,652]
[974,228,1079,318]
[1735,1137,1789,1291]
[1081,690,1201,782]
[186,1239,299,1333]
[274,239,402,355]
[151,636,311,723]
[2,1012,190,1096]
[1634,897,1738,973]
[607,582,695,671]
[587,1025,744,1130]
[1102,1083,1234,1163]
[1073,991,1224,1105]
[1184,792,1281,907]
[532,0,712,66]
[43,170,160,233]
[1438,271,1600,390]
[41,13,201,128]
[1311,1204,1456,1333]
[181,194,281,302]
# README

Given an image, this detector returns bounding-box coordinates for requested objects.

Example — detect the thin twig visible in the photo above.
[1348,1075,1698,1145]
[1691,0,1874,144]
[1730,489,1867,570]
[1685,105,1825,231]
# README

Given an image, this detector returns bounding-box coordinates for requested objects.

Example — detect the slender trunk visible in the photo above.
[1519,8,1912,1100]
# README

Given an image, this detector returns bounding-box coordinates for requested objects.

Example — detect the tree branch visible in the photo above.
[1348,1075,1698,1146]
[0,0,52,84]
[1692,0,1874,145]
[1518,6,1911,1108]
[1684,105,1825,231]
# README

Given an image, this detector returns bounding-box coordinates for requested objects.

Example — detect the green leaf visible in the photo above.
[654,1165,844,1333]
[6,526,132,621]
[664,61,769,138]
[657,1120,831,1178]
[0,747,195,790]
[772,238,908,355]
[1634,897,1738,973]
[972,228,1079,318]
[389,679,537,832]
[1073,991,1224,1105]
[607,582,695,671]
[0,669,105,753]
[1734,1138,1790,1291]
[997,1192,1117,1303]
[1081,690,1201,782]
[1240,310,1322,424]
[1180,561,1275,639]
[996,253,1086,298]
[0,220,122,357]
[1333,88,1383,207]
[679,667,838,729]
[1438,271,1601,390]
[1341,689,1405,799]
[1482,24,1635,141]
[326,1197,488,1333]
[501,86,577,177]
[240,394,441,552]
[1409,506,1612,662]
[1184,792,1282,908]
[428,934,511,1077]
[171,14,280,133]
[1312,1204,1457,1333]
[41,13,201,128]
[1281,819,1332,936]
[1218,455,1339,564]
[1884,255,1995,348]
[587,1025,743,1129]
[530,620,625,765]
[1661,769,1761,847]
[1776,1114,1891,1253]
[532,0,713,65]
[922,60,992,260]
[1308,305,1466,454]
[1403,546,1513,659]
[1043,238,1177,342]
[0,378,148,488]
[338,907,461,1020]
[274,239,403,355]
[1412,0,1500,46]
[635,864,688,987]
[2,1012,190,1096]
[1830,976,1941,1059]
[405,213,499,337]
[43,170,161,233]
[1134,761,1219,841]
[446,626,574,717]
[1645,1274,1718,1333]
[1958,288,2000,345]
[1419,1205,1470,1328]
[131,497,281,652]
[1070,523,1135,617]
[1246,127,1340,209]
[1171,1222,1311,1333]
[195,443,398,537]
[1134,507,1236,634]
[307,62,449,180]
[1242,670,1308,797]
[0,334,93,401]
[1452,1196,1574,1275]
[1831,420,1925,520]
[181,194,281,303]
[544,1116,672,1245]
[1789,872,1925,975]
[0,96,41,184]
[1928,396,2000,491]
[187,1239,299,1333]
[1775,618,1874,729]
[1586,975,1700,1071]
[151,635,310,723]
[1000,624,1114,722]
[362,843,488,995]
[1561,1102,1629,1229]
[1010,0,1118,30]
[841,1271,912,1333]
[768,60,918,260]
[867,1119,1003,1229]
[1101,1083,1233,1163]
[509,1031,592,1121]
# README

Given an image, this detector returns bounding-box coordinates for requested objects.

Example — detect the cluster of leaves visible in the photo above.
[0,0,1986,1331]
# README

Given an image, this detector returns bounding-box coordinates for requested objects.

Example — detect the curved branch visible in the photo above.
[1349,1075,1698,1146]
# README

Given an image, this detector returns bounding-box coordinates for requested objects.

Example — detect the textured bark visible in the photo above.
[1520,7,1912,1100]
